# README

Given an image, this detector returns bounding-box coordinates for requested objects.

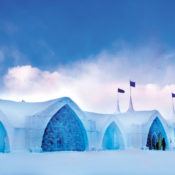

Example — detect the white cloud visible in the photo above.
[4,65,62,94]
[2,46,175,119]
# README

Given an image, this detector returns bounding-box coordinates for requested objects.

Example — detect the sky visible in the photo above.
[0,0,175,118]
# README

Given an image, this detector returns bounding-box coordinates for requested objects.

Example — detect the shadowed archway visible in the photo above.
[146,117,168,150]
[102,122,124,150]
[41,104,88,152]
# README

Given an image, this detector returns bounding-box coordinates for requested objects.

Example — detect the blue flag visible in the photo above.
[172,93,175,98]
[118,88,125,93]
[130,81,136,87]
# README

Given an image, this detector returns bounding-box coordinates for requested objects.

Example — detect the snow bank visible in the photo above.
[0,150,175,175]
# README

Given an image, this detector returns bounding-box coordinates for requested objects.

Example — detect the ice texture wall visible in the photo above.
[41,105,88,151]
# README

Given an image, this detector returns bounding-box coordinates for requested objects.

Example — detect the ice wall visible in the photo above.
[41,104,88,151]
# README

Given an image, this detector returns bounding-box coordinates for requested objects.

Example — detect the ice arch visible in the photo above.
[102,122,124,150]
[41,104,88,152]
[146,117,168,150]
[0,122,10,152]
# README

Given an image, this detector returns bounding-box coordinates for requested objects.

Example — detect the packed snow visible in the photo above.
[0,150,175,175]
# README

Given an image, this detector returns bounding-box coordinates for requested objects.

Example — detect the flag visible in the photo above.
[130,81,136,87]
[172,93,175,98]
[118,88,125,93]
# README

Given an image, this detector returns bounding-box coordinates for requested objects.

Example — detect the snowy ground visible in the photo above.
[0,150,175,175]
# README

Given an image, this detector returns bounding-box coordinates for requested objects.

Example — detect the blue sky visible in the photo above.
[1,0,175,70]
[0,0,175,117]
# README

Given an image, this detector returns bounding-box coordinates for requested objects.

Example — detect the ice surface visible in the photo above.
[102,122,124,150]
[42,105,88,151]
[0,122,9,152]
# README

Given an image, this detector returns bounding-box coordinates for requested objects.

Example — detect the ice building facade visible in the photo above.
[0,97,174,153]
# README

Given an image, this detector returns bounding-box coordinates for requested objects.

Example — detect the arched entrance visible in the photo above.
[146,117,168,150]
[102,122,124,150]
[41,104,88,152]
[0,122,10,152]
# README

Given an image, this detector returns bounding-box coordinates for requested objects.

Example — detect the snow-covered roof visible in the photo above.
[0,96,169,131]
[85,110,162,131]
[0,97,85,128]
[117,110,159,127]
[34,97,86,120]
[0,99,54,128]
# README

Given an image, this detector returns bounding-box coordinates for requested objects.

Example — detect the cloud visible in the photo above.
[0,47,30,67]
[4,65,60,93]
[2,45,175,119]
